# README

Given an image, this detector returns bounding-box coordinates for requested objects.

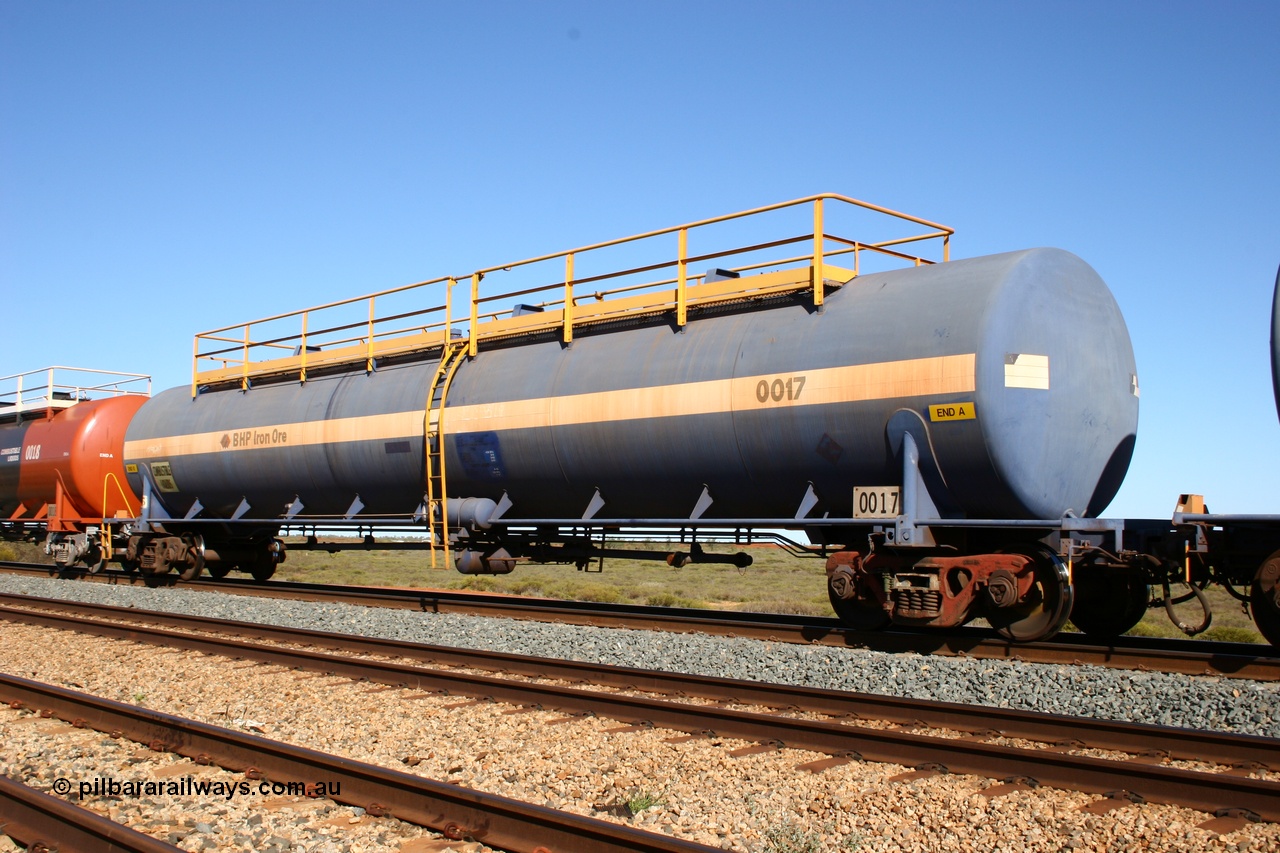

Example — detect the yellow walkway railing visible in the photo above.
[192,193,953,394]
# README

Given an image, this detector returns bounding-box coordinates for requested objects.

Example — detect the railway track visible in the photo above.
[2,559,1277,681]
[0,674,719,853]
[0,772,185,853]
[1,591,1277,829]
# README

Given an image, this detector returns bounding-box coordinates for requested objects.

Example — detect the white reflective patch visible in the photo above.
[1004,353,1049,390]
[1131,373,1140,397]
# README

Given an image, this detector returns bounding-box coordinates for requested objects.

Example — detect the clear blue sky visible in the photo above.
[2,1,1277,518]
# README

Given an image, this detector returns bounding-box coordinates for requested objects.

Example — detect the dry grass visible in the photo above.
[1121,585,1263,643]
[0,540,44,563]
[277,540,835,615]
[277,540,1268,641]
[2,536,1268,643]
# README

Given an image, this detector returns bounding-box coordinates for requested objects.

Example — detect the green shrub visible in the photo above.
[1202,625,1264,644]
[625,790,665,814]
[1124,619,1172,638]
[747,599,831,617]
[761,818,831,853]
[508,578,548,596]
[564,583,623,604]
[449,576,500,592]
[644,592,703,609]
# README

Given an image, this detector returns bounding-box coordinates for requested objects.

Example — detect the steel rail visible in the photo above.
[1,591,1276,769]
[0,773,185,853]
[0,673,719,853]
[1,597,1278,822]
[2,560,1275,681]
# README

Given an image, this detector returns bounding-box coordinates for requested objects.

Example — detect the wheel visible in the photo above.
[83,546,106,574]
[249,563,276,582]
[1069,567,1149,638]
[207,563,233,580]
[828,586,892,631]
[988,544,1075,642]
[827,562,891,631]
[1251,549,1280,647]
[178,534,205,581]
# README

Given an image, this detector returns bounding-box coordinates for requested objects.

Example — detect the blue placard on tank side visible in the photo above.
[456,432,505,480]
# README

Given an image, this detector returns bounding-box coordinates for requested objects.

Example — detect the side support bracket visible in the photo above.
[887,432,937,548]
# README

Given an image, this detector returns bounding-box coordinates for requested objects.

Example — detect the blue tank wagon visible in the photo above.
[14,194,1277,644]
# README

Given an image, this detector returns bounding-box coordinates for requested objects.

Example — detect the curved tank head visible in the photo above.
[968,249,1140,518]
[1273,263,1280,424]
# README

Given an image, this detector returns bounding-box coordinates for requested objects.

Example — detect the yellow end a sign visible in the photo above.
[929,402,976,422]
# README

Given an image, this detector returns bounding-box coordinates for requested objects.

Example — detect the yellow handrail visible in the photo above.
[192,193,954,392]
[99,471,140,560]
[676,228,688,327]
[564,253,575,345]
[100,471,138,519]
[813,197,824,308]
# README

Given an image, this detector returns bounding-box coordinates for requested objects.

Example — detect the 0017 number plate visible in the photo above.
[853,486,901,519]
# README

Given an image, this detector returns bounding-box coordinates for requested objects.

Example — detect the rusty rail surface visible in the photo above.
[1,594,1277,823]
[0,773,184,853]
[2,592,1276,766]
[3,560,1277,681]
[0,672,720,853]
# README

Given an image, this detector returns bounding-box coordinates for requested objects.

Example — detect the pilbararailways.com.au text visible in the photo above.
[53,776,340,802]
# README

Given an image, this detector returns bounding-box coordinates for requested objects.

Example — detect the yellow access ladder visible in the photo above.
[425,341,468,568]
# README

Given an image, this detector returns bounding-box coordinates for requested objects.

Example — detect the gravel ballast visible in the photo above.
[2,574,1280,852]
[1,620,1276,853]
[0,574,1276,738]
